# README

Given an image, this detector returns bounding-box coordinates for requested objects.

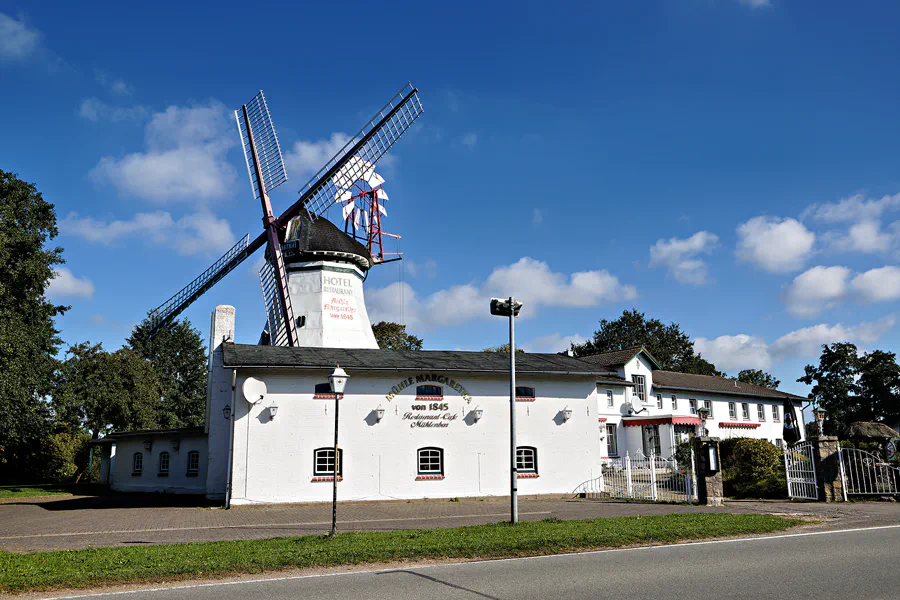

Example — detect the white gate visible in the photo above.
[784,441,818,500]
[839,447,900,496]
[573,452,695,503]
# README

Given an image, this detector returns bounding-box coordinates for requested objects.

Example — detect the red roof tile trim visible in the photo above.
[415,474,445,481]
[719,422,761,428]
[517,473,539,478]
[622,416,701,427]
[415,396,444,401]
[311,476,343,482]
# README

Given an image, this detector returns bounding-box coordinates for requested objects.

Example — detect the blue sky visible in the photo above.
[2,0,899,398]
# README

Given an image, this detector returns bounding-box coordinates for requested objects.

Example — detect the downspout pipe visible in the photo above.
[225,369,237,509]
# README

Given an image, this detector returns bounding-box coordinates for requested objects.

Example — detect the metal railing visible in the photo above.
[573,452,695,503]
[784,441,818,500]
[840,447,900,496]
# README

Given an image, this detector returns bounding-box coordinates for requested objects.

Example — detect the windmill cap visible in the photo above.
[281,212,373,270]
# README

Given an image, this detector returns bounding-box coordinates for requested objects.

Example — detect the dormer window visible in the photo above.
[313,382,336,399]
[516,386,536,402]
[631,375,646,403]
[416,385,443,400]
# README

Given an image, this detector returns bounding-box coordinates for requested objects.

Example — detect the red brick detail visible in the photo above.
[311,476,343,482]
[719,422,761,428]
[622,416,701,427]
[415,396,444,401]
[517,473,539,478]
[415,474,445,481]
[313,394,337,399]
[598,417,608,422]
[516,397,536,402]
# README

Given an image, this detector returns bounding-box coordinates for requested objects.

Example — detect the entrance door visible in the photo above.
[642,425,661,456]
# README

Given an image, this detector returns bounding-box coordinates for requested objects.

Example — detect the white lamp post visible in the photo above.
[813,406,826,437]
[328,365,349,537]
[490,296,523,525]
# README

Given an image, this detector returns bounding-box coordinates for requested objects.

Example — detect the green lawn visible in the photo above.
[0,483,75,499]
[0,513,801,594]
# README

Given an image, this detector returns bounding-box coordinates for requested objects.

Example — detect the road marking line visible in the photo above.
[0,512,553,540]
[38,524,900,599]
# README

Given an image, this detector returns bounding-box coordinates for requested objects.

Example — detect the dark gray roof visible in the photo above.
[596,375,633,386]
[222,343,613,376]
[282,212,373,269]
[577,347,661,369]
[89,426,205,444]
[652,371,805,400]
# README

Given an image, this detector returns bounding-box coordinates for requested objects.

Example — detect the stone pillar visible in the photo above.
[205,305,235,501]
[692,436,724,506]
[812,436,844,502]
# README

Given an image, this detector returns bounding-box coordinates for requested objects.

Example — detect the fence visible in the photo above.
[784,441,818,501]
[840,447,900,496]
[573,452,695,503]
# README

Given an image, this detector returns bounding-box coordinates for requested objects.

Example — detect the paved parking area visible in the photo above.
[1,493,898,553]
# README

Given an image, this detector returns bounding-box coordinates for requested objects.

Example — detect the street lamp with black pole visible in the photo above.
[328,365,349,537]
[490,297,523,525]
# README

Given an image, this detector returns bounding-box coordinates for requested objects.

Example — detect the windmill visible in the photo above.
[145,83,423,346]
[338,160,399,265]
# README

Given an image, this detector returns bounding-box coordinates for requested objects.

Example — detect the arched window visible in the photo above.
[515,386,536,401]
[313,383,335,399]
[516,446,538,474]
[314,447,343,477]
[186,451,200,476]
[416,385,443,399]
[417,447,444,476]
[158,451,170,476]
[132,452,143,475]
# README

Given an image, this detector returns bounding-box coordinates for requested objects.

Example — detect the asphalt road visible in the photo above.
[47,525,900,600]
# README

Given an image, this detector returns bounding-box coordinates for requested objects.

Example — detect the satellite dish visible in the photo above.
[242,377,267,404]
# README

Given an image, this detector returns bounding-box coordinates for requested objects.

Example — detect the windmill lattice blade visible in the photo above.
[236,91,289,199]
[368,172,385,188]
[258,254,297,347]
[147,234,252,335]
[290,83,423,221]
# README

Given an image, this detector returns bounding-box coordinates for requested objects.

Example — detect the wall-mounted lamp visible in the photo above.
[562,407,573,422]
[223,404,232,420]
[374,405,385,422]
[472,407,484,422]
[268,404,278,419]
[143,440,152,451]
[171,440,180,451]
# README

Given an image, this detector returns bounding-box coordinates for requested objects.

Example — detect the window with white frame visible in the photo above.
[132,452,143,475]
[417,447,444,475]
[689,399,697,415]
[607,390,614,407]
[758,404,766,421]
[728,402,737,420]
[158,451,170,475]
[606,424,619,456]
[742,403,750,420]
[702,400,713,418]
[775,438,783,449]
[772,405,780,422]
[314,448,343,477]
[656,394,663,409]
[516,446,537,474]
[187,451,200,475]
[631,375,646,403]
[671,395,677,410]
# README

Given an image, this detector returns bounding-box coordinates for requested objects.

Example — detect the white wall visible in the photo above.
[205,305,235,500]
[227,370,603,504]
[109,434,208,494]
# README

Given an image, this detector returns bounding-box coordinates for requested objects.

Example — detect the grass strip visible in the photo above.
[0,484,74,499]
[0,513,800,593]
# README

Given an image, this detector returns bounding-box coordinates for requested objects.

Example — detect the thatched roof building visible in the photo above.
[846,421,900,440]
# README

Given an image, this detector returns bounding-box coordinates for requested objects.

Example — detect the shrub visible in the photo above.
[721,438,787,499]
[40,431,92,483]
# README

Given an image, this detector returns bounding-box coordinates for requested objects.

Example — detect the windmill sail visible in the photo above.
[280,83,423,223]
[147,234,252,334]
[235,91,288,199]
[258,253,297,347]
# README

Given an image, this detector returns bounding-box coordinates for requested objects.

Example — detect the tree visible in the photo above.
[53,343,160,439]
[127,317,208,428]
[372,321,423,351]
[482,343,525,353]
[857,350,900,427]
[735,369,781,390]
[0,170,68,475]
[572,309,723,375]
[798,343,862,435]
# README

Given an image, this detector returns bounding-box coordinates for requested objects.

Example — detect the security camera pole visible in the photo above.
[490,297,523,524]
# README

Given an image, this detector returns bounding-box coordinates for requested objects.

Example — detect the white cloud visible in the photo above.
[694,334,772,371]
[649,231,719,285]
[694,316,896,371]
[368,257,636,331]
[802,192,900,224]
[404,258,438,279]
[825,219,893,254]
[770,317,896,360]
[735,216,815,273]
[79,98,148,122]
[48,268,94,300]
[283,133,350,180]
[90,102,237,204]
[93,69,133,95]
[783,265,851,317]
[0,13,42,61]
[532,208,543,225]
[61,210,235,257]
[850,266,900,303]
[521,333,587,354]
[460,132,478,148]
